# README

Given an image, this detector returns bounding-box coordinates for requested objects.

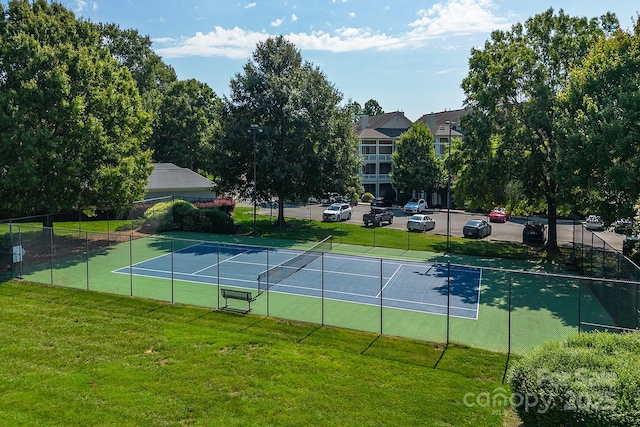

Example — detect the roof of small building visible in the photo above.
[146,163,214,191]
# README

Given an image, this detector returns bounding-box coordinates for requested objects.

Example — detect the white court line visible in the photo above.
[376,264,402,298]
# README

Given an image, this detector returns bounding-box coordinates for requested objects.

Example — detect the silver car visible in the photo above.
[407,214,435,232]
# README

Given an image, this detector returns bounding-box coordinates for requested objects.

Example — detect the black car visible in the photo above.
[523,221,546,244]
[463,219,492,238]
[623,236,640,256]
[370,197,392,207]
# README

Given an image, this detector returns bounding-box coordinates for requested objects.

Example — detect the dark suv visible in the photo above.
[523,221,546,244]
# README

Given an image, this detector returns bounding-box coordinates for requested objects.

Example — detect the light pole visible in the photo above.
[445,120,456,253]
[249,124,262,236]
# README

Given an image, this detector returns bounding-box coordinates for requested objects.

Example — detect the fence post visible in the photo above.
[508,271,512,355]
[380,257,383,336]
[50,225,54,285]
[216,243,220,310]
[578,278,582,333]
[171,238,174,304]
[447,261,451,345]
[129,233,133,297]
[85,231,89,291]
[321,252,325,326]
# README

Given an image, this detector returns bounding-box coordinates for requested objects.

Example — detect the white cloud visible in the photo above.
[348,12,355,18]
[73,1,98,14]
[245,2,257,9]
[154,0,513,59]
[408,0,511,36]
[291,14,298,22]
[270,18,284,27]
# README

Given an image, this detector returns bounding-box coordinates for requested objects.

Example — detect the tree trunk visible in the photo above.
[545,196,561,256]
[276,199,286,227]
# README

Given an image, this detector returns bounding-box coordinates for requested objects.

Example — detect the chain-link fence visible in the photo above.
[2,223,637,356]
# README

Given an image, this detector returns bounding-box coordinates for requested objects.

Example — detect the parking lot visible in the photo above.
[257,203,624,251]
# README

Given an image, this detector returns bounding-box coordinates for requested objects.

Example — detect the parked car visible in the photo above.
[463,219,492,238]
[407,214,435,232]
[522,220,546,244]
[613,218,633,235]
[584,215,604,231]
[322,203,352,222]
[371,196,392,207]
[363,207,394,227]
[403,199,427,214]
[623,236,640,256]
[489,207,510,223]
[320,193,339,205]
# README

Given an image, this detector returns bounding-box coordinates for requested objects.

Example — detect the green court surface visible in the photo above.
[10,229,618,355]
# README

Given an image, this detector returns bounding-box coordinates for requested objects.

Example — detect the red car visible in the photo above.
[489,207,510,223]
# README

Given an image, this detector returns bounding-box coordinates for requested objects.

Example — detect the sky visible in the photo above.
[16,1,640,121]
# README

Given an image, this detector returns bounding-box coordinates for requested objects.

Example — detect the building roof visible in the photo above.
[416,108,469,136]
[146,163,214,191]
[355,111,413,139]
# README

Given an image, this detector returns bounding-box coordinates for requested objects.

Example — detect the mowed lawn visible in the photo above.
[0,280,517,426]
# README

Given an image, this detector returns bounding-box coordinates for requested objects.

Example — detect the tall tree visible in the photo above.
[98,23,177,116]
[459,8,618,253]
[390,121,444,198]
[0,0,152,218]
[559,18,640,225]
[363,99,384,116]
[149,79,222,173]
[214,36,361,224]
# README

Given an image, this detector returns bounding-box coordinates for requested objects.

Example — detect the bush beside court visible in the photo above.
[142,199,236,234]
[508,332,640,426]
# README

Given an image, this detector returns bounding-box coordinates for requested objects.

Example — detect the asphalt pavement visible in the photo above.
[255,202,624,251]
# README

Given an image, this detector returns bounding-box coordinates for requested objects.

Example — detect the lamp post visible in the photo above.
[445,120,456,253]
[249,124,262,237]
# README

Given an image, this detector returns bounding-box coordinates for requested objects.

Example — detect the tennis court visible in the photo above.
[113,241,482,319]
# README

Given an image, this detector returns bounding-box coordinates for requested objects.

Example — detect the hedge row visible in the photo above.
[508,331,640,426]
[142,200,235,234]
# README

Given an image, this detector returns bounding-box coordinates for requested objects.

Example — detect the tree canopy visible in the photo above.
[214,36,361,223]
[459,8,618,252]
[363,99,384,116]
[0,0,152,218]
[559,17,640,225]
[390,121,444,198]
[148,79,222,173]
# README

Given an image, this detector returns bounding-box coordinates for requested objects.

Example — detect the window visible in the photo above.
[362,164,376,174]
[361,145,376,155]
[379,146,392,154]
[379,163,391,174]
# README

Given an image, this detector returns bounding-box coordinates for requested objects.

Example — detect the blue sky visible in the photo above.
[20,1,640,120]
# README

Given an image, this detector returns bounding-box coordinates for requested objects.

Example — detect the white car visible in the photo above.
[584,215,604,231]
[403,199,427,214]
[407,214,435,232]
[322,203,352,222]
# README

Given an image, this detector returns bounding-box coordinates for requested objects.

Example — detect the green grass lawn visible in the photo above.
[0,280,516,426]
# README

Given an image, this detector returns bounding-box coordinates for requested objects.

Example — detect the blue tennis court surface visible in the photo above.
[113,242,481,319]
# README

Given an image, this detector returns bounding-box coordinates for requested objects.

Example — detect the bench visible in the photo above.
[564,251,577,270]
[220,288,256,313]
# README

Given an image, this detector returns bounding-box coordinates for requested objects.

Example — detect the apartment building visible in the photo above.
[356,108,467,203]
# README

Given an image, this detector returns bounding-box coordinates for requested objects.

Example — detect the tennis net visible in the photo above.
[257,235,332,294]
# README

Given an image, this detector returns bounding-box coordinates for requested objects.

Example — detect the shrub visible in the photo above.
[196,208,235,234]
[142,200,177,232]
[508,331,640,426]
[383,188,397,203]
[361,192,374,203]
[172,200,198,230]
[397,192,412,206]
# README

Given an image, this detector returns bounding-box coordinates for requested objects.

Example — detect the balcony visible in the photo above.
[361,154,392,162]
[362,174,391,182]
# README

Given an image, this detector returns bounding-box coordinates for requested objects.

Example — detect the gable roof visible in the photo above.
[146,163,214,191]
[355,111,413,139]
[416,108,468,136]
